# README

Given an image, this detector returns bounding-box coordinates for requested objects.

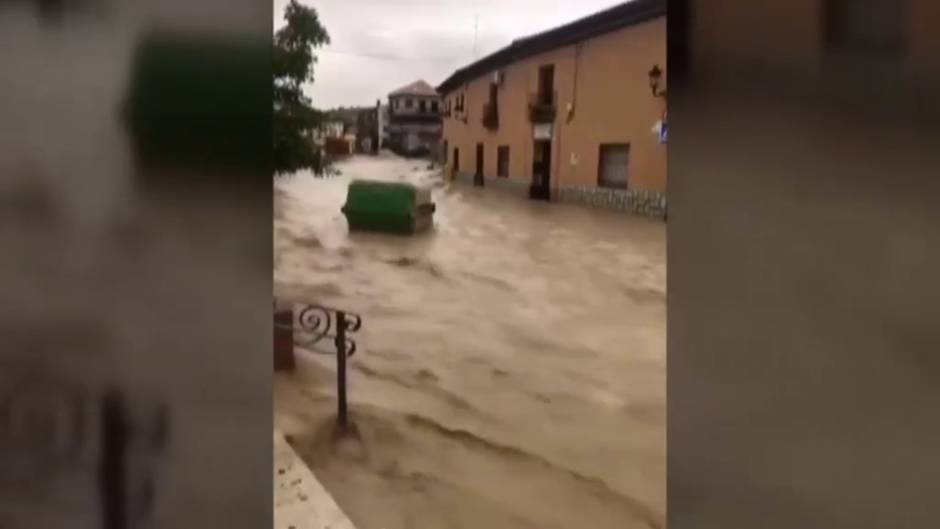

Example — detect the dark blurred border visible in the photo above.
[668,1,940,528]
[666,0,689,87]
[0,1,272,527]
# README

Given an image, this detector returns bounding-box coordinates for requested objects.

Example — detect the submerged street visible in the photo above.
[274,153,666,529]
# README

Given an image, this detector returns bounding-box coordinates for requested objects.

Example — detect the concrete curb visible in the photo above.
[274,430,358,529]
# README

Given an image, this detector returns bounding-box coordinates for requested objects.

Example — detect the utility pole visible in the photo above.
[473,14,479,58]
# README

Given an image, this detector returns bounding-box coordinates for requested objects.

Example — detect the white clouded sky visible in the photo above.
[274,0,630,109]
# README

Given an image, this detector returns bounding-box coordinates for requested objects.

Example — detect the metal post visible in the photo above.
[273,304,295,372]
[335,311,348,431]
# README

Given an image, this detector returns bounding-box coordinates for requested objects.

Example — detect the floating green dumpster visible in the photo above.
[341,180,436,234]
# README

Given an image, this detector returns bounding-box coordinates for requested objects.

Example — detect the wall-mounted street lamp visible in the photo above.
[648,64,666,98]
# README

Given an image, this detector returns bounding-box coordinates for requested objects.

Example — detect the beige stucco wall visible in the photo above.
[441,17,667,193]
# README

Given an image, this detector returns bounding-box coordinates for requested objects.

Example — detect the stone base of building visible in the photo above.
[556,186,667,219]
[450,172,667,220]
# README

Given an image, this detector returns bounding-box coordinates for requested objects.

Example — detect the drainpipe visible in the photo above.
[554,42,582,201]
[569,42,582,123]
[553,92,561,201]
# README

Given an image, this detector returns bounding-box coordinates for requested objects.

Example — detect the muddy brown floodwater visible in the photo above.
[274,153,666,529]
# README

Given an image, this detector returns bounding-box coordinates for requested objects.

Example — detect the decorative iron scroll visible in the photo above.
[273,301,363,432]
[288,304,362,357]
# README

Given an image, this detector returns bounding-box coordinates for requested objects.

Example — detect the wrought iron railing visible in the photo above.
[274,302,363,432]
[527,91,557,123]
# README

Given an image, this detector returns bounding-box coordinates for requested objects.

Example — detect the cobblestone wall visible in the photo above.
[450,174,666,220]
[557,186,667,219]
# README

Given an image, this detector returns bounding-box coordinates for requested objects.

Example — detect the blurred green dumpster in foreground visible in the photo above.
[341,180,436,235]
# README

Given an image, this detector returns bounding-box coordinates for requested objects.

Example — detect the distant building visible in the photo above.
[322,120,344,139]
[355,100,383,154]
[437,0,666,218]
[321,107,370,154]
[378,104,389,150]
[386,80,442,157]
[333,108,360,134]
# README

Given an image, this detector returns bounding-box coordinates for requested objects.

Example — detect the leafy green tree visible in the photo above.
[274,0,330,175]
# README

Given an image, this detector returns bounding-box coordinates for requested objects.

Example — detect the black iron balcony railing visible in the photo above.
[388,113,443,125]
[527,92,556,123]
[482,102,499,129]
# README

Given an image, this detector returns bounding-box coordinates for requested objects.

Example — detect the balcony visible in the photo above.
[482,103,499,130]
[527,92,556,123]
[388,113,443,126]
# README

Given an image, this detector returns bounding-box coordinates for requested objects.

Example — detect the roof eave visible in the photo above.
[436,1,665,94]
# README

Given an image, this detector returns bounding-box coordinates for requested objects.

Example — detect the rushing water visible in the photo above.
[274,153,666,529]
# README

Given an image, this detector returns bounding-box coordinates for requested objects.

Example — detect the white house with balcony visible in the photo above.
[386,80,442,156]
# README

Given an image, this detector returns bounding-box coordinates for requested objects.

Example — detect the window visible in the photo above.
[538,64,555,105]
[431,101,439,113]
[405,98,414,108]
[597,143,630,189]
[497,146,509,178]
[419,100,427,113]
[453,147,460,171]
[824,0,904,55]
